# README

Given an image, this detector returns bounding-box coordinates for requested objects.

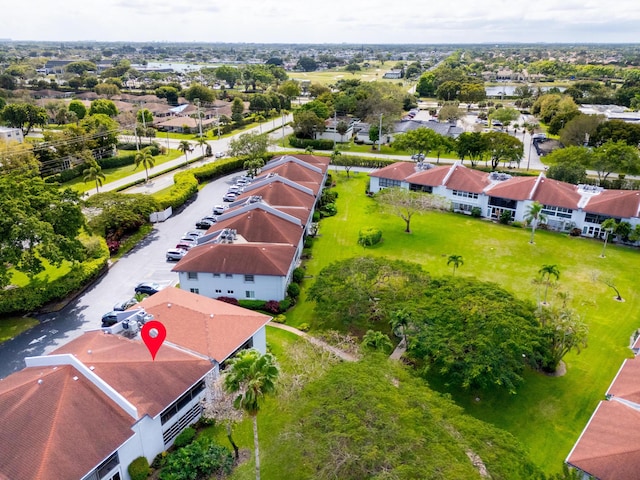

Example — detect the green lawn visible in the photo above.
[289,65,414,87]
[0,316,39,343]
[61,149,182,193]
[285,172,639,474]
[10,260,73,287]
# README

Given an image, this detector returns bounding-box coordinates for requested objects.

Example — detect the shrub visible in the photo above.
[471,207,482,218]
[303,236,314,249]
[128,457,150,480]
[358,227,382,247]
[273,314,287,324]
[264,300,281,314]
[173,427,196,448]
[499,210,512,225]
[287,282,301,299]
[312,211,321,222]
[151,452,168,469]
[298,322,310,332]
[570,228,582,237]
[288,137,335,150]
[0,243,109,315]
[238,299,267,310]
[279,297,292,311]
[159,439,233,480]
[511,221,524,228]
[216,296,239,306]
[320,203,337,217]
[292,267,305,284]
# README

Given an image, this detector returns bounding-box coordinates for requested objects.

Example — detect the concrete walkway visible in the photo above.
[389,338,407,360]
[268,323,357,362]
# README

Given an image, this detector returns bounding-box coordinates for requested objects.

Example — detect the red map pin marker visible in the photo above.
[141,320,166,360]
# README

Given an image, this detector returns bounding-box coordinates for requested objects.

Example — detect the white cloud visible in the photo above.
[4,0,640,43]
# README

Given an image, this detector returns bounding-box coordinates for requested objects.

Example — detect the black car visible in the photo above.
[101,312,119,328]
[134,282,162,296]
[195,218,216,230]
[113,297,139,311]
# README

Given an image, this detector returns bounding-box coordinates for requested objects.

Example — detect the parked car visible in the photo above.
[179,235,199,244]
[212,204,228,215]
[215,151,225,158]
[113,297,138,311]
[166,248,188,261]
[183,230,203,240]
[101,312,120,328]
[195,218,216,229]
[176,240,196,250]
[236,178,251,186]
[411,153,425,160]
[223,192,239,202]
[227,185,244,195]
[134,282,162,296]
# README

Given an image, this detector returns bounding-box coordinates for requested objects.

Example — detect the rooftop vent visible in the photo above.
[37,379,43,385]
[489,172,512,182]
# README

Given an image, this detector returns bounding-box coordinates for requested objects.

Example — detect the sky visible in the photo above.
[5,0,640,44]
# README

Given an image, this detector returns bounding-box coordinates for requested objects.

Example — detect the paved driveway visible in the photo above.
[0,172,242,380]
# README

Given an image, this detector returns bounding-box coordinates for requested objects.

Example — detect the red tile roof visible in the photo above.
[607,358,640,405]
[584,189,640,218]
[532,177,582,209]
[0,365,133,480]
[486,175,539,201]
[405,165,450,186]
[137,287,271,362]
[52,331,213,418]
[567,400,640,480]
[444,164,490,194]
[258,162,324,192]
[369,161,417,181]
[238,180,316,209]
[173,242,296,276]
[210,208,304,245]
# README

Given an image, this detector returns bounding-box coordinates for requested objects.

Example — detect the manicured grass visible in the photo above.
[10,260,73,287]
[198,326,305,480]
[61,149,182,193]
[286,172,640,475]
[289,65,414,87]
[0,316,39,343]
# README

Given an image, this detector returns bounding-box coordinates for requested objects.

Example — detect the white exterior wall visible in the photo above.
[179,271,288,301]
[252,326,267,354]
[0,127,24,143]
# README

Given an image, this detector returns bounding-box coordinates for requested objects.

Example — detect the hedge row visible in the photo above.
[289,137,335,150]
[153,157,245,210]
[330,154,397,169]
[0,254,109,315]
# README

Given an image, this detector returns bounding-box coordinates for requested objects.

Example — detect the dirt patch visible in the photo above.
[545,360,567,377]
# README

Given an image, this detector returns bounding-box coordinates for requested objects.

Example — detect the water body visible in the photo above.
[485,85,566,96]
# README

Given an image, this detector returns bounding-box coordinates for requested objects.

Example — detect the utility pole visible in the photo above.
[378,113,383,151]
[195,98,204,156]
[333,110,337,150]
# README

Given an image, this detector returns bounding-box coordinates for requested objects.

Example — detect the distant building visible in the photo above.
[383,69,403,79]
[0,126,23,143]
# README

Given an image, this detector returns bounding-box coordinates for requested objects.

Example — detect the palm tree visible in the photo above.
[224,349,279,480]
[447,254,464,275]
[539,264,560,305]
[83,162,106,193]
[600,218,617,258]
[134,147,155,183]
[361,330,393,353]
[304,145,314,155]
[196,136,209,158]
[389,308,411,347]
[525,201,547,244]
[178,140,193,167]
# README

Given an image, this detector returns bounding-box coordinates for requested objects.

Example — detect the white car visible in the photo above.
[212,204,228,215]
[166,248,188,261]
[215,151,225,158]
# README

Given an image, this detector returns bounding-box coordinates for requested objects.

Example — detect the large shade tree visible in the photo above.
[224,349,279,480]
[0,173,85,287]
[376,187,450,233]
[1,103,48,135]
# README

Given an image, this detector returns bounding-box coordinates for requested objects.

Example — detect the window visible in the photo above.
[379,178,401,188]
[452,190,479,200]
[213,273,220,278]
[244,274,255,283]
[542,205,573,219]
[245,291,255,298]
[187,272,198,280]
[215,289,222,293]
[161,380,205,425]
[189,288,199,294]
[409,184,433,193]
[227,290,234,294]
[585,213,618,225]
[225,274,233,279]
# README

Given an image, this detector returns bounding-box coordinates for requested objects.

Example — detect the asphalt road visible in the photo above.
[0,171,243,380]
